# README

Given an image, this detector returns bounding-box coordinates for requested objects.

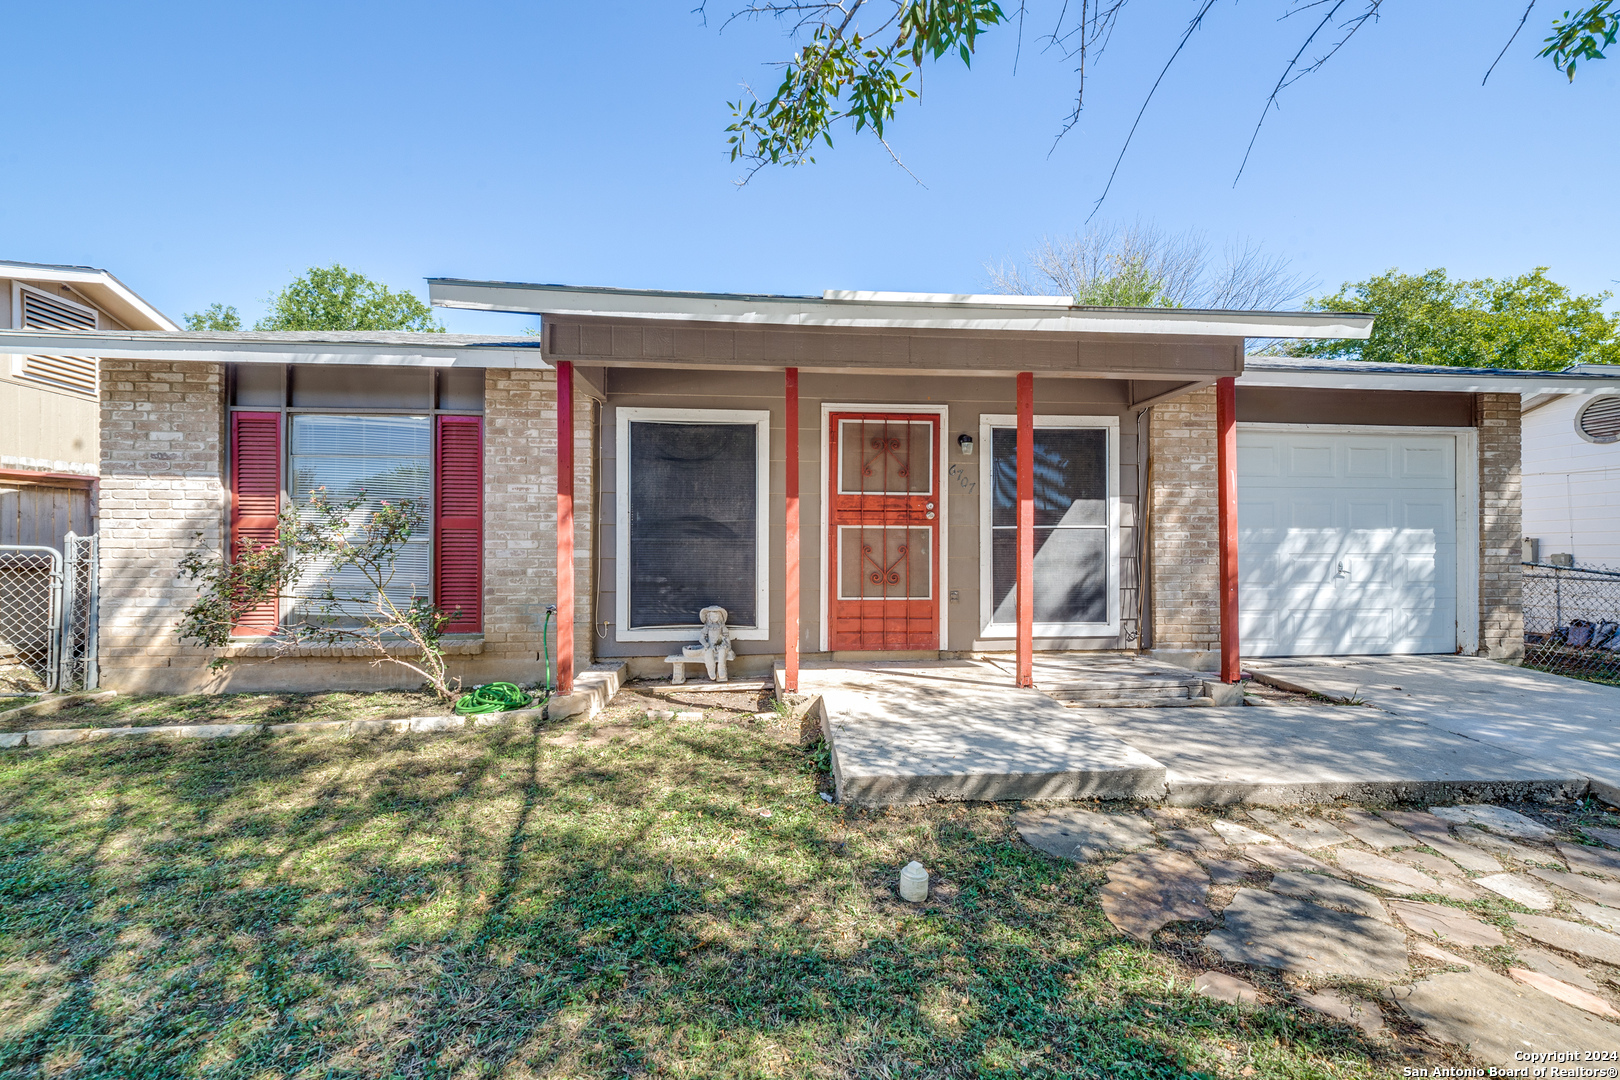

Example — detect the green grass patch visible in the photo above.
[0,690,1415,1078]
[0,690,447,733]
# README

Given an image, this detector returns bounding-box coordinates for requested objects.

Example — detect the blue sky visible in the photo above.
[2,1,1615,333]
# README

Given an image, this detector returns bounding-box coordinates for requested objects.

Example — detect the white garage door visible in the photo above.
[1238,429,1458,657]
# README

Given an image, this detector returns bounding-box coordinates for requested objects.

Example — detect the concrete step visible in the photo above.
[1049,682,1197,702]
[1063,696,1215,709]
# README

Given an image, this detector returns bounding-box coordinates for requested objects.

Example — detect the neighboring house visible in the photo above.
[3,284,1617,694]
[0,260,177,551]
[1521,363,1620,567]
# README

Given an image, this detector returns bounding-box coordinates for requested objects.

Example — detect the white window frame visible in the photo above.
[614,406,771,642]
[818,403,950,652]
[1236,422,1480,655]
[978,414,1121,639]
[11,282,100,394]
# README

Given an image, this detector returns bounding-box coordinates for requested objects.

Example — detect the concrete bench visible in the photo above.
[666,653,731,685]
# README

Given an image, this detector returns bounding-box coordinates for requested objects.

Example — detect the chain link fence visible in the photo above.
[1523,561,1620,686]
[59,532,99,692]
[0,546,62,693]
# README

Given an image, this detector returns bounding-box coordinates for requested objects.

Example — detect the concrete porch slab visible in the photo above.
[1245,656,1620,804]
[794,661,1167,807]
[1083,707,1585,806]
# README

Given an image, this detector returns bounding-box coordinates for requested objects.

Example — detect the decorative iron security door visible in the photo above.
[827,412,940,651]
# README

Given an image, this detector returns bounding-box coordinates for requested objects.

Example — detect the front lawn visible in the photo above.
[1,686,1427,1079]
[0,690,448,733]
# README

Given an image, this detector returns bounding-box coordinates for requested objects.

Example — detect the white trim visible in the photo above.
[429,280,1373,340]
[976,414,1122,640]
[1240,367,1620,396]
[818,403,949,652]
[834,525,936,601]
[613,407,771,642]
[0,262,177,331]
[1237,422,1481,656]
[0,329,547,369]
[835,418,936,495]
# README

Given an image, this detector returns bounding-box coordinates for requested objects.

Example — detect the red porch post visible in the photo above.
[784,367,800,692]
[1216,375,1240,683]
[556,360,575,694]
[1016,372,1035,688]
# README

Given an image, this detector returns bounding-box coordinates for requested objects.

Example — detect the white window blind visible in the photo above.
[17,288,99,397]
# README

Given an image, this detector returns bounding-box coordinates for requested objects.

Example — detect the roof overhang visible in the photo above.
[1,262,177,331]
[1239,364,1620,395]
[428,279,1374,340]
[0,329,549,368]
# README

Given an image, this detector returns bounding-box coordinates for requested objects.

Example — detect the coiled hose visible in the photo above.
[453,682,533,715]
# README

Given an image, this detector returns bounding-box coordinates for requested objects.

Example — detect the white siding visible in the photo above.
[1522,394,1620,567]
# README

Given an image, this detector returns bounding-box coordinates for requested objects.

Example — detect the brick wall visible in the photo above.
[482,367,594,680]
[98,359,228,689]
[1477,392,1523,660]
[97,361,594,693]
[1146,387,1220,654]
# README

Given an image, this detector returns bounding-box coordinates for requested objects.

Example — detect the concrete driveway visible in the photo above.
[1246,655,1620,803]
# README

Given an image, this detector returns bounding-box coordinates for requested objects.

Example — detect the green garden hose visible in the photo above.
[453,682,534,715]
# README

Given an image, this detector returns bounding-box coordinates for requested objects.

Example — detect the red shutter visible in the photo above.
[435,415,483,632]
[229,411,282,636]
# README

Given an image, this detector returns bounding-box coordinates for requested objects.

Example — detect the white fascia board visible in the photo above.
[0,330,549,368]
[429,280,1373,340]
[0,263,177,330]
[1239,368,1620,395]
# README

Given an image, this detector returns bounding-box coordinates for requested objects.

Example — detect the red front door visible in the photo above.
[827,412,940,651]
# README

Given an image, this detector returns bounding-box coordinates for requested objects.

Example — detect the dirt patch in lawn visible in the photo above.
[0,689,452,733]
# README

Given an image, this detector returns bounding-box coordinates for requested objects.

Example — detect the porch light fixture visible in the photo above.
[957,433,974,455]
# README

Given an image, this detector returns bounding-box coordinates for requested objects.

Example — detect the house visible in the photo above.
[0,260,177,552]
[3,283,1618,696]
[1521,364,1620,568]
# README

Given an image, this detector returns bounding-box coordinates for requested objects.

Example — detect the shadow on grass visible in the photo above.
[0,717,1398,1079]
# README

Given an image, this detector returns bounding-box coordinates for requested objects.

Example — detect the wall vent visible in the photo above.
[16,287,98,397]
[1577,395,1620,444]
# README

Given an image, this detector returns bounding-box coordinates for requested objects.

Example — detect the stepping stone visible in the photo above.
[1379,809,1455,845]
[1014,808,1155,863]
[1270,872,1389,921]
[1339,810,1414,851]
[1099,850,1212,942]
[1246,809,1349,849]
[1531,868,1620,908]
[1418,838,1504,875]
[1195,970,1259,1005]
[1560,843,1620,880]
[1387,968,1620,1060]
[1199,857,1253,885]
[1477,873,1557,910]
[1204,888,1409,978]
[1412,941,1474,969]
[1335,848,1445,895]
[1583,826,1620,851]
[1212,819,1276,846]
[1575,903,1620,934]
[1388,849,1469,880]
[1296,989,1386,1036]
[1143,807,1191,830]
[1389,900,1506,948]
[1510,968,1620,1019]
[1157,827,1226,854]
[1515,947,1601,991]
[1431,804,1557,841]
[1455,830,1566,866]
[1242,844,1344,878]
[1514,914,1620,966]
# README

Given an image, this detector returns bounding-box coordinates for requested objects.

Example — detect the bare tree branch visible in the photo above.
[1232,0,1349,188]
[1485,1,1539,84]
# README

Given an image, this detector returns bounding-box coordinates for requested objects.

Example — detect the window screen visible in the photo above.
[989,427,1108,625]
[289,414,433,622]
[627,421,757,628]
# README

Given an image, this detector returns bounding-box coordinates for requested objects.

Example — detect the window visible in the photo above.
[615,408,770,641]
[226,364,484,635]
[12,283,98,397]
[978,415,1120,637]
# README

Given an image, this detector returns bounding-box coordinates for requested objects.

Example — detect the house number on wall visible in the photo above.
[948,463,976,495]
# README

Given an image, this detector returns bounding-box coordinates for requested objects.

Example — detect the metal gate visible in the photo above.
[0,533,98,694]
[0,545,62,692]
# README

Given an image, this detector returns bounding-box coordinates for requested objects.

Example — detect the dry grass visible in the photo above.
[0,682,1476,1079]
